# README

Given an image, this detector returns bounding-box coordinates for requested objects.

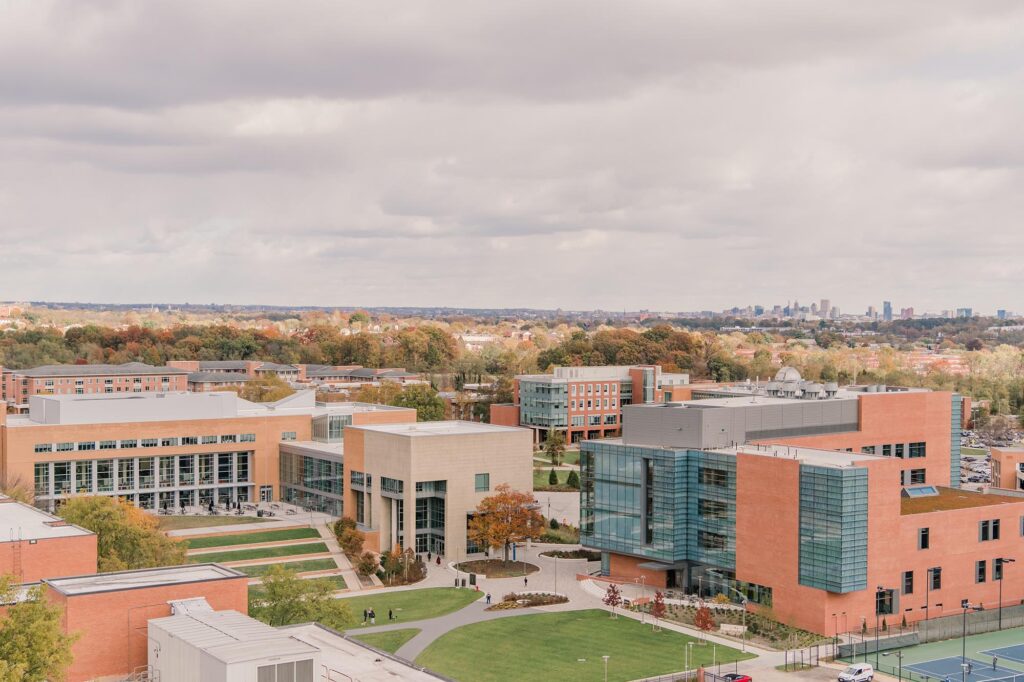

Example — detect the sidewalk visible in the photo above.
[315,521,364,592]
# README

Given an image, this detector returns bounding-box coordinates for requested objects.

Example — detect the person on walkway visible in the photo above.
[389,608,394,621]
[967,662,973,677]
[427,551,432,562]
[524,576,528,589]
[362,609,368,624]
[486,593,492,605]
[993,656,999,671]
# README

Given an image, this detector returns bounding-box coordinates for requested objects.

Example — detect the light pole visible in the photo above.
[832,612,839,653]
[962,600,983,665]
[687,642,694,672]
[602,655,610,682]
[998,558,1015,631]
[741,598,749,652]
[634,576,647,623]
[883,651,904,682]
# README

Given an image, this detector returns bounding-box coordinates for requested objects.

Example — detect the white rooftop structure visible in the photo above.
[0,495,93,542]
[715,442,880,468]
[7,390,410,427]
[284,623,444,681]
[350,420,524,437]
[45,563,243,596]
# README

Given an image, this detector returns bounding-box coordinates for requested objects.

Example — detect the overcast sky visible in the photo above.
[2,1,1024,314]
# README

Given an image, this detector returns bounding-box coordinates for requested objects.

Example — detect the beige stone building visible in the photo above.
[342,421,533,559]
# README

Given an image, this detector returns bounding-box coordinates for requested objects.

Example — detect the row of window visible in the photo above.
[34,433,256,453]
[35,376,174,386]
[571,414,618,427]
[570,398,618,411]
[918,518,1018,550]
[570,383,619,396]
[860,442,927,458]
[901,558,1010,596]
[34,453,251,496]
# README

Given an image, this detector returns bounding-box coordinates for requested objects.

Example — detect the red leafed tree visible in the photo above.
[467,484,544,563]
[650,590,666,631]
[603,584,623,618]
[694,604,716,637]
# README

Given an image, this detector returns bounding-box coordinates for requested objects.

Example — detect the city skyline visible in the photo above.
[2,2,1024,311]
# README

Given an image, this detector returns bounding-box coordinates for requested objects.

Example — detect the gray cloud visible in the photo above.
[1,1,1023,312]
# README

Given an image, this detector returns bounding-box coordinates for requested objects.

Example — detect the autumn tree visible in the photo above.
[603,583,623,618]
[0,474,33,504]
[694,604,716,637]
[236,374,295,402]
[58,496,187,572]
[391,383,446,421]
[248,565,353,629]
[467,484,544,563]
[650,590,666,631]
[544,428,566,466]
[0,575,78,682]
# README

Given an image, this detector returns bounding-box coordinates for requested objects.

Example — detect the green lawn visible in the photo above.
[342,588,481,628]
[533,469,578,491]
[534,450,581,466]
[190,542,328,563]
[353,628,421,654]
[185,527,321,549]
[237,558,338,577]
[249,574,346,598]
[158,515,269,531]
[416,609,754,682]
[962,447,988,457]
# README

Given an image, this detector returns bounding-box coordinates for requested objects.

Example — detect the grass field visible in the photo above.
[157,515,269,531]
[249,574,346,598]
[190,542,328,563]
[963,447,988,457]
[342,588,481,628]
[353,628,421,654]
[237,558,338,576]
[416,609,754,682]
[185,527,321,549]
[533,469,578,491]
[534,450,581,466]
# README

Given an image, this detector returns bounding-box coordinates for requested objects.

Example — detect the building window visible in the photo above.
[909,442,926,458]
[56,442,74,452]
[980,519,1001,541]
[861,446,876,454]
[220,434,237,443]
[895,444,905,458]
[77,441,96,451]
[34,443,53,453]
[876,588,896,615]
[918,527,930,549]
[281,432,297,441]
[977,560,987,583]
[698,531,727,550]
[161,437,178,447]
[930,567,942,590]
[698,498,728,520]
[382,477,404,495]
[97,460,114,492]
[904,469,926,485]
[34,463,49,496]
[240,433,256,443]
[141,438,158,448]
[995,558,1005,581]
[698,467,728,487]
[902,570,914,595]
[99,440,117,450]
[53,462,71,495]
[882,444,892,457]
[475,473,490,492]
[120,439,137,449]
[181,436,198,445]
[201,435,218,444]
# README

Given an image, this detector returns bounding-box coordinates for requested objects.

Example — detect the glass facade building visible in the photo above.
[519,380,568,428]
[797,465,868,593]
[950,394,962,489]
[279,449,343,516]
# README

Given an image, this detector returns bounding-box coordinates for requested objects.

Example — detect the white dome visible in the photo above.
[775,367,802,382]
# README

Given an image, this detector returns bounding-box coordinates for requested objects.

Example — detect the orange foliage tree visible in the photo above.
[467,484,544,563]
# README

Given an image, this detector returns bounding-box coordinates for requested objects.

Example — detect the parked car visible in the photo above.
[839,664,873,682]
[723,674,752,682]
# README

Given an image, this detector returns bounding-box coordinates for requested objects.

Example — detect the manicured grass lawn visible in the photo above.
[353,628,421,654]
[962,447,988,457]
[185,527,321,549]
[158,515,269,531]
[190,542,328,563]
[249,574,346,598]
[342,588,481,628]
[455,560,538,578]
[238,558,338,576]
[534,450,581,466]
[533,469,578,491]
[416,609,755,682]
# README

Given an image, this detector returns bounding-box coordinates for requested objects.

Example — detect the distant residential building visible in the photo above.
[900,307,914,320]
[490,365,689,443]
[1,362,189,411]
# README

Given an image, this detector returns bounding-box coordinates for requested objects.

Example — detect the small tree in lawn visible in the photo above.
[650,590,666,631]
[694,604,715,639]
[467,484,544,564]
[544,428,566,466]
[603,583,623,618]
[548,468,558,486]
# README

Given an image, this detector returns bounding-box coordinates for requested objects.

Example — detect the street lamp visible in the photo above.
[602,655,610,682]
[883,650,904,682]
[961,600,984,666]
[997,558,1015,630]
[741,598,749,653]
[634,576,647,623]
[686,642,694,672]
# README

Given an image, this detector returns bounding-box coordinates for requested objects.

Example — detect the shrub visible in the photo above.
[548,468,558,486]
[712,593,731,605]
[334,517,357,536]
[566,470,580,488]
[549,518,560,530]
[338,528,365,557]
[356,551,378,577]
[487,592,568,610]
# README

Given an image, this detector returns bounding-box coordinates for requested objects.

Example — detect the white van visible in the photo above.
[839,664,874,682]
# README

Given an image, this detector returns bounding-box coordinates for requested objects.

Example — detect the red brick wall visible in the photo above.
[489,404,520,427]
[606,553,667,588]
[0,533,97,583]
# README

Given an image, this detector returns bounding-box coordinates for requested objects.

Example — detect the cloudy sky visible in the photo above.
[2,1,1024,313]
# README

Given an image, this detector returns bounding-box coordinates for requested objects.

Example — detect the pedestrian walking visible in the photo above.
[369,608,376,625]
[967,662,973,677]
[389,608,394,621]
[993,656,999,671]
[362,609,368,624]
[486,593,492,605]
[524,576,528,588]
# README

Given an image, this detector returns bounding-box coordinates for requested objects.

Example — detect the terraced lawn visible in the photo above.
[158,515,268,531]
[189,542,328,563]
[185,527,321,549]
[342,588,481,628]
[416,609,755,682]
[353,628,421,654]
[237,558,338,577]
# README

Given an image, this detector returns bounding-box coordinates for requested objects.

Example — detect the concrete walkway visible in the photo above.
[316,521,364,592]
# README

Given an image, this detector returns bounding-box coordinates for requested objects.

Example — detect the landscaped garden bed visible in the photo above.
[659,602,828,649]
[486,592,568,610]
[540,549,601,560]
[454,560,539,578]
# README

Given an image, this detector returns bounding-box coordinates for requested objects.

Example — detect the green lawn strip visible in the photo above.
[237,558,338,577]
[185,527,321,549]
[416,609,754,682]
[534,451,581,466]
[962,447,988,457]
[352,628,421,654]
[341,588,482,628]
[533,469,578,491]
[158,515,269,531]
[249,574,347,598]
[190,542,328,563]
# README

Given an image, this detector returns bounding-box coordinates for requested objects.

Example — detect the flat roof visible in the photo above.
[279,440,344,460]
[0,496,94,542]
[11,362,189,377]
[44,563,243,595]
[901,487,1024,514]
[350,420,524,437]
[283,623,444,681]
[150,608,318,664]
[672,395,856,408]
[723,443,878,468]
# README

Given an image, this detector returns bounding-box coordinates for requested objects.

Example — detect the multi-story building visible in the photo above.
[578,367,1012,634]
[991,447,1024,491]
[491,365,689,443]
[342,421,533,558]
[0,390,414,513]
[1,362,189,411]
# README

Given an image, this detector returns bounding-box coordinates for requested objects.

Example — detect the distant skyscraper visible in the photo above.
[998,310,1007,320]
[819,299,831,318]
[957,308,973,318]
[867,306,877,318]
[754,305,764,316]
[883,301,893,322]
[900,307,914,320]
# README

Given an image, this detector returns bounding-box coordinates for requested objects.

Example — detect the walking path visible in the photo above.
[316,521,364,592]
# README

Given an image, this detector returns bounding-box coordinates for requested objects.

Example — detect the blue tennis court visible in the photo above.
[905,656,1021,682]
[981,646,1024,665]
